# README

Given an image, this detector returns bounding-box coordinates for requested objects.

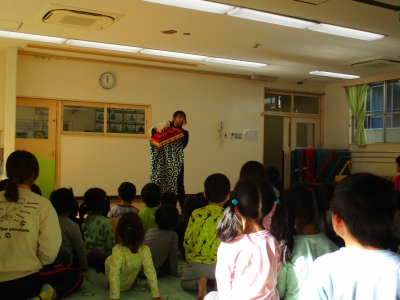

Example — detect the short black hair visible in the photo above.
[396,156,400,165]
[172,111,187,124]
[83,187,107,212]
[155,204,179,230]
[141,183,161,207]
[204,173,230,203]
[266,167,280,184]
[161,191,178,207]
[331,172,397,248]
[50,188,75,215]
[182,193,208,220]
[118,182,136,202]
[239,161,266,179]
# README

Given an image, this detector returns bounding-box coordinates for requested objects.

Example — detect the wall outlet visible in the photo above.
[224,132,227,138]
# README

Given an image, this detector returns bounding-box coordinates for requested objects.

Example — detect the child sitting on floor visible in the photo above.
[139,183,161,233]
[145,204,183,278]
[299,173,400,300]
[80,187,115,274]
[204,176,285,300]
[50,187,88,271]
[110,182,140,219]
[277,183,338,300]
[105,212,164,300]
[181,173,230,300]
[174,193,208,259]
[161,191,178,207]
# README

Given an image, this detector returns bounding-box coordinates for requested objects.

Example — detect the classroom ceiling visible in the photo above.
[1,0,400,85]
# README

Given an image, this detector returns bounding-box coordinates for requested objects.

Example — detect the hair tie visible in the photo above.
[11,178,19,184]
[274,198,280,204]
[232,199,238,205]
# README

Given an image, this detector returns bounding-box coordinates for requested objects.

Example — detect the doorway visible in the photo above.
[15,98,57,199]
[264,116,321,189]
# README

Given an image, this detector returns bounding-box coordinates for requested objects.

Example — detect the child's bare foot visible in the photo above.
[196,277,208,300]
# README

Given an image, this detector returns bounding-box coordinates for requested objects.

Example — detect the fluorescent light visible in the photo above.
[227,8,317,29]
[0,30,66,44]
[143,0,235,14]
[206,57,267,68]
[308,24,384,41]
[141,49,208,60]
[66,39,143,53]
[309,71,360,79]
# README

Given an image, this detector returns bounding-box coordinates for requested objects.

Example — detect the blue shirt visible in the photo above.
[299,247,400,300]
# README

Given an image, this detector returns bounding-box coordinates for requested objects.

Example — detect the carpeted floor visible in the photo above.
[65,257,198,300]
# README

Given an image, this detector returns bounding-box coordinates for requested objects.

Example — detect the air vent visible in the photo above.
[345,56,400,68]
[251,75,277,81]
[39,4,124,30]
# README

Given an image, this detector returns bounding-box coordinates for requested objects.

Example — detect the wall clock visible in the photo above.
[99,72,115,89]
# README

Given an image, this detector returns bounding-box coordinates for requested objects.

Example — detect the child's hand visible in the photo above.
[177,272,184,278]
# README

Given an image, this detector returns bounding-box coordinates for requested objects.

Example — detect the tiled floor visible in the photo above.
[65,258,198,300]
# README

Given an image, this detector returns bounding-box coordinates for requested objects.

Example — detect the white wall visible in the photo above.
[16,55,324,196]
[324,82,400,178]
[0,49,5,176]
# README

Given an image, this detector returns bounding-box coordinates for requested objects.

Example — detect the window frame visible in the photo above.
[351,79,400,144]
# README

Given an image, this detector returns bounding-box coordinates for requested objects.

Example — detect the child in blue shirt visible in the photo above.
[299,173,400,300]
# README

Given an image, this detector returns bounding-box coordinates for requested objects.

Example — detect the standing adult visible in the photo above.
[0,150,82,300]
[170,111,189,210]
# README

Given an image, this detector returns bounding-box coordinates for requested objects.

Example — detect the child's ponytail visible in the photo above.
[216,201,240,242]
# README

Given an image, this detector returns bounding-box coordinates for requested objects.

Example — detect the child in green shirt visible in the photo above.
[138,183,161,233]
[181,173,230,300]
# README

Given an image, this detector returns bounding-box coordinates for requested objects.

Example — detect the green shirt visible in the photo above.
[184,205,224,264]
[82,214,115,256]
[277,233,338,300]
[138,206,159,233]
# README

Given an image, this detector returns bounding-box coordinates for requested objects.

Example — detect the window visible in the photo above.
[62,102,150,137]
[264,91,320,115]
[353,80,400,143]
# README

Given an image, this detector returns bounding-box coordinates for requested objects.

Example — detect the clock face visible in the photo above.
[99,72,115,89]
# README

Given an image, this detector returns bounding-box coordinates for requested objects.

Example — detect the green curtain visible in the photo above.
[345,84,370,147]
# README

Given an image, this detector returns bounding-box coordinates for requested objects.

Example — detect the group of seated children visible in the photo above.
[2,150,399,300]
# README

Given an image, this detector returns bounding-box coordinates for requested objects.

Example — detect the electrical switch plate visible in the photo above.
[224,132,227,138]
[230,133,235,139]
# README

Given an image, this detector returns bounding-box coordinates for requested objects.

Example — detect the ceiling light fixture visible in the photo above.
[143,0,235,14]
[206,57,267,68]
[66,39,143,52]
[0,30,66,43]
[227,7,317,29]
[308,24,384,41]
[140,49,209,60]
[309,70,360,79]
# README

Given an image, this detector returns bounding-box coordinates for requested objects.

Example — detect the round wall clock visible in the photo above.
[99,72,115,89]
